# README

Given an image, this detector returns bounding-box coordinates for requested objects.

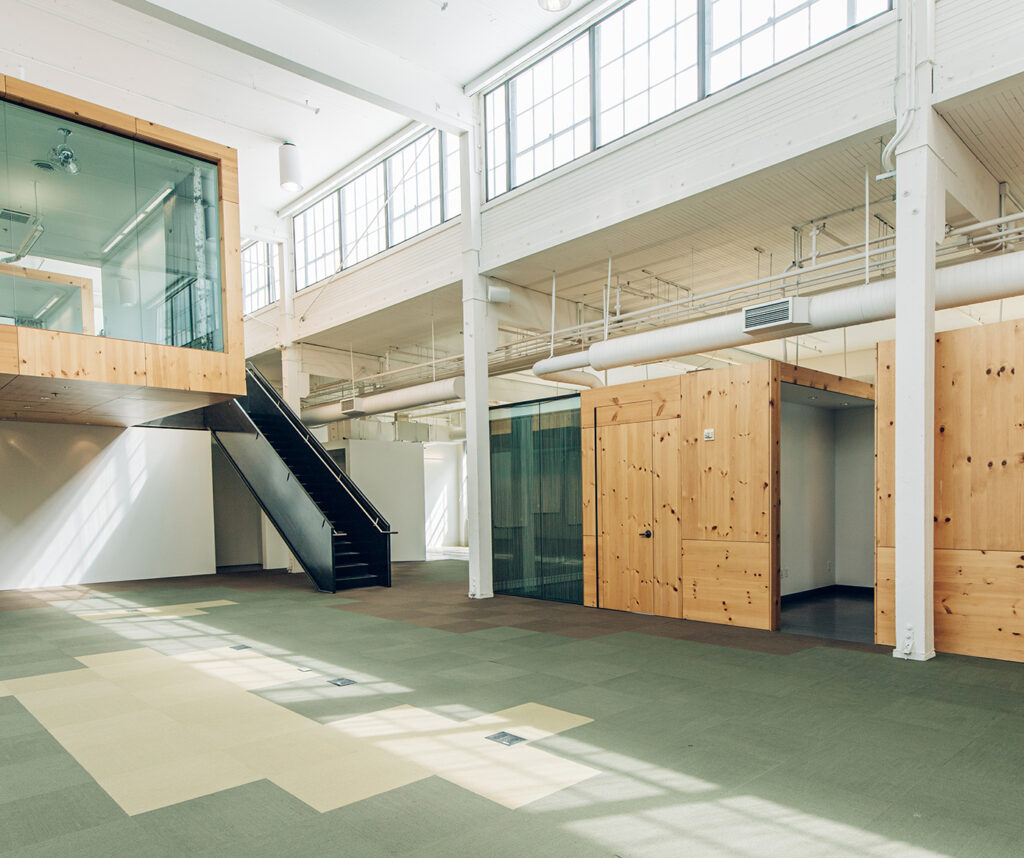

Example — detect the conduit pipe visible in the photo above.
[301,377,465,425]
[532,253,1024,375]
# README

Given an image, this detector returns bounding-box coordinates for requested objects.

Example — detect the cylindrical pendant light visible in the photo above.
[279,142,303,192]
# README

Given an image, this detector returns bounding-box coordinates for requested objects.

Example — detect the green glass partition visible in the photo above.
[490,394,583,604]
[0,98,223,350]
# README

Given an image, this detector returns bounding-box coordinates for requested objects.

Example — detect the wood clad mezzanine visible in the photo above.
[0,76,244,427]
[875,319,1024,662]
[581,362,872,632]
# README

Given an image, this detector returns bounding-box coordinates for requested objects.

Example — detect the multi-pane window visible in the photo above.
[509,34,591,187]
[387,131,442,246]
[442,131,462,219]
[241,241,279,314]
[292,128,463,286]
[484,0,891,198]
[341,163,386,266]
[596,0,699,146]
[706,0,887,93]
[294,194,340,290]
[484,87,508,198]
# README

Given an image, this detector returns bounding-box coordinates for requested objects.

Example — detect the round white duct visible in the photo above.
[301,377,465,426]
[538,370,605,388]
[532,351,592,375]
[532,253,1024,375]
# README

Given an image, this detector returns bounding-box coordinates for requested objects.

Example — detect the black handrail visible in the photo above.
[245,362,393,534]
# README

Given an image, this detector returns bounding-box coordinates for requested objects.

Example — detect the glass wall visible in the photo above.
[294,130,461,291]
[485,0,891,198]
[490,395,583,604]
[0,98,223,350]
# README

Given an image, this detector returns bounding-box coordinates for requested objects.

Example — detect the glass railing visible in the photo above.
[0,97,224,350]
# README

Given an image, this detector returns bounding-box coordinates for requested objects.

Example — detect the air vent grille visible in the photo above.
[742,297,810,332]
[0,208,32,224]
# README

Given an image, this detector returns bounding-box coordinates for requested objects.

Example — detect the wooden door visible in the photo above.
[596,402,654,613]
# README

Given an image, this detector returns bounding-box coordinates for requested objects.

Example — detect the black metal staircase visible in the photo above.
[206,363,392,593]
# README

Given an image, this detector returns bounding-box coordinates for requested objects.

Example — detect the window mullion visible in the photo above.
[589,26,599,152]
[383,159,394,249]
[505,82,515,191]
[697,0,708,101]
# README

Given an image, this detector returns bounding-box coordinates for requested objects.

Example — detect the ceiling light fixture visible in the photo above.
[538,0,571,10]
[279,142,303,192]
[102,186,174,256]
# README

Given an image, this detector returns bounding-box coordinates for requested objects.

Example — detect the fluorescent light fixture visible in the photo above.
[538,0,571,9]
[279,142,303,192]
[33,294,61,320]
[102,186,173,256]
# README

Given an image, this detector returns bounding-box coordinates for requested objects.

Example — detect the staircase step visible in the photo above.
[334,573,381,590]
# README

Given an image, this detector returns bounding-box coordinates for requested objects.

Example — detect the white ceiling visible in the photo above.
[0,0,409,238]
[275,0,585,85]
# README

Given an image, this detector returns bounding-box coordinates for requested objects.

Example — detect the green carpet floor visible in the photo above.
[2,561,1023,856]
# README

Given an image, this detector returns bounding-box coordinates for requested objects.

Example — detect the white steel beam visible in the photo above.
[931,112,999,225]
[893,0,940,662]
[460,125,494,599]
[112,0,473,132]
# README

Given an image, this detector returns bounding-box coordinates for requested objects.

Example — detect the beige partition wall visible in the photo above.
[875,319,1024,662]
[678,363,779,629]
[0,77,244,426]
[582,361,872,631]
[581,365,778,629]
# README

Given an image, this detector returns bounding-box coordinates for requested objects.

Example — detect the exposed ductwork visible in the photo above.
[301,377,466,426]
[536,369,605,388]
[532,253,1024,376]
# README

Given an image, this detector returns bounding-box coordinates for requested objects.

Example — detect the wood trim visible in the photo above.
[135,118,235,165]
[874,546,895,646]
[17,328,147,386]
[595,400,657,427]
[218,149,240,205]
[768,362,781,631]
[0,262,89,290]
[583,534,598,608]
[145,343,237,395]
[580,376,681,428]
[0,326,18,374]
[0,74,6,98]
[775,362,875,400]
[3,78,136,137]
[218,200,246,395]
[682,539,773,629]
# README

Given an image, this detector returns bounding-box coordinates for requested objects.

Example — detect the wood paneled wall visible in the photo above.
[875,320,1024,661]
[679,362,778,630]
[582,363,793,631]
[0,77,245,424]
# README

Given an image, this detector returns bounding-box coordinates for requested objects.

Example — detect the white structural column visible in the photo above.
[892,0,940,661]
[278,236,308,411]
[459,125,494,599]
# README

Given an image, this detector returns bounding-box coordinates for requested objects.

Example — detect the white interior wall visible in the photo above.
[423,441,466,549]
[781,402,837,596]
[260,512,296,572]
[345,439,426,562]
[833,407,876,587]
[0,422,215,590]
[210,442,262,568]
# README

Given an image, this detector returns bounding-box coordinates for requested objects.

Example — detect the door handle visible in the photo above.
[639,529,652,538]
